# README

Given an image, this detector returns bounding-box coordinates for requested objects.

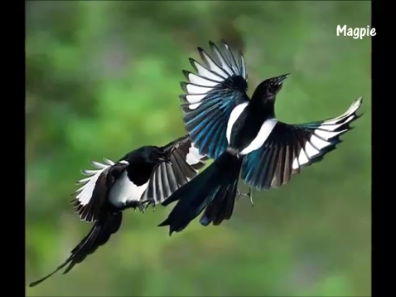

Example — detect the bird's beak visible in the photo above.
[276,73,290,85]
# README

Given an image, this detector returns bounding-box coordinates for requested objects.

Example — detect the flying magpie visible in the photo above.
[29,135,206,287]
[159,40,363,235]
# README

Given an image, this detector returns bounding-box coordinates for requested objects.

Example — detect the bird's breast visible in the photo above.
[227,102,278,154]
[109,171,148,208]
[239,118,278,155]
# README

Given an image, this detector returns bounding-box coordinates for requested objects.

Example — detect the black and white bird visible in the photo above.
[159,40,363,235]
[29,135,206,287]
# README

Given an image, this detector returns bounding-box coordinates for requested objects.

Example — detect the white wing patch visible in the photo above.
[185,145,203,168]
[75,158,115,206]
[200,50,229,78]
[183,42,247,112]
[183,59,225,111]
[185,84,213,95]
[211,45,233,76]
[187,73,220,87]
[292,97,362,170]
[188,103,201,110]
[193,61,224,82]
[185,94,207,104]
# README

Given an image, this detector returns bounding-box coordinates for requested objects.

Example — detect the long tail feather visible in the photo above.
[159,151,242,235]
[29,213,122,287]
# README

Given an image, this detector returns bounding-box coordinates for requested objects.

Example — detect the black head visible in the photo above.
[143,146,172,164]
[253,73,290,100]
[122,146,172,165]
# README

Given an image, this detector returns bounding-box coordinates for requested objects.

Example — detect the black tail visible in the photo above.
[159,151,242,235]
[29,212,122,287]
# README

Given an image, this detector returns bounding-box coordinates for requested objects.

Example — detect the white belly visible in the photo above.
[109,171,148,207]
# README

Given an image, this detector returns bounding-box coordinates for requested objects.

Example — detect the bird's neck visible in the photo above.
[250,93,276,118]
[126,160,157,186]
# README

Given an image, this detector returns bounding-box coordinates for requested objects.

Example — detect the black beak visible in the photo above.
[275,73,290,85]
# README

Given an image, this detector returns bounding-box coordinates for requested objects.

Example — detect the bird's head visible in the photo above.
[255,73,290,99]
[147,146,173,165]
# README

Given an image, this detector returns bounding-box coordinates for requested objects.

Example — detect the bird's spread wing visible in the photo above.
[181,40,250,159]
[241,97,363,190]
[142,135,208,205]
[71,159,128,222]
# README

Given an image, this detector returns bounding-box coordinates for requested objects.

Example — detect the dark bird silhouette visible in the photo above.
[29,135,206,287]
[159,40,363,235]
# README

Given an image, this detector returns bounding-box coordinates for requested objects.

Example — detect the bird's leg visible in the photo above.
[237,188,254,207]
[236,189,246,201]
[236,189,242,201]
[146,200,156,212]
[248,187,253,207]
[138,203,145,214]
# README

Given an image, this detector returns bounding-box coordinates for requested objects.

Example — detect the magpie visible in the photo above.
[159,40,363,235]
[29,135,206,287]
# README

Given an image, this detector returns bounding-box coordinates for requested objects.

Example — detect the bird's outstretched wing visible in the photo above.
[142,135,208,206]
[71,160,128,222]
[181,40,250,159]
[241,97,363,190]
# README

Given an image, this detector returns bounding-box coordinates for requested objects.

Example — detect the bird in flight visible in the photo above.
[159,40,363,235]
[29,135,206,287]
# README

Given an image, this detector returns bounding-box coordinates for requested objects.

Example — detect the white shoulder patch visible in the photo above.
[185,145,203,167]
[240,118,278,155]
[75,158,115,206]
[226,102,249,144]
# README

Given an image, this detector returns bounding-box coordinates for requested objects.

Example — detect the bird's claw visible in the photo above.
[138,204,145,213]
[249,188,254,207]
[237,188,254,207]
[140,200,153,213]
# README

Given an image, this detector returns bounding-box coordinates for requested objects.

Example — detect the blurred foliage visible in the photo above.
[26,1,371,296]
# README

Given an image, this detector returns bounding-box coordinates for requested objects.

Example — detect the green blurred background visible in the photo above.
[26,1,371,296]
